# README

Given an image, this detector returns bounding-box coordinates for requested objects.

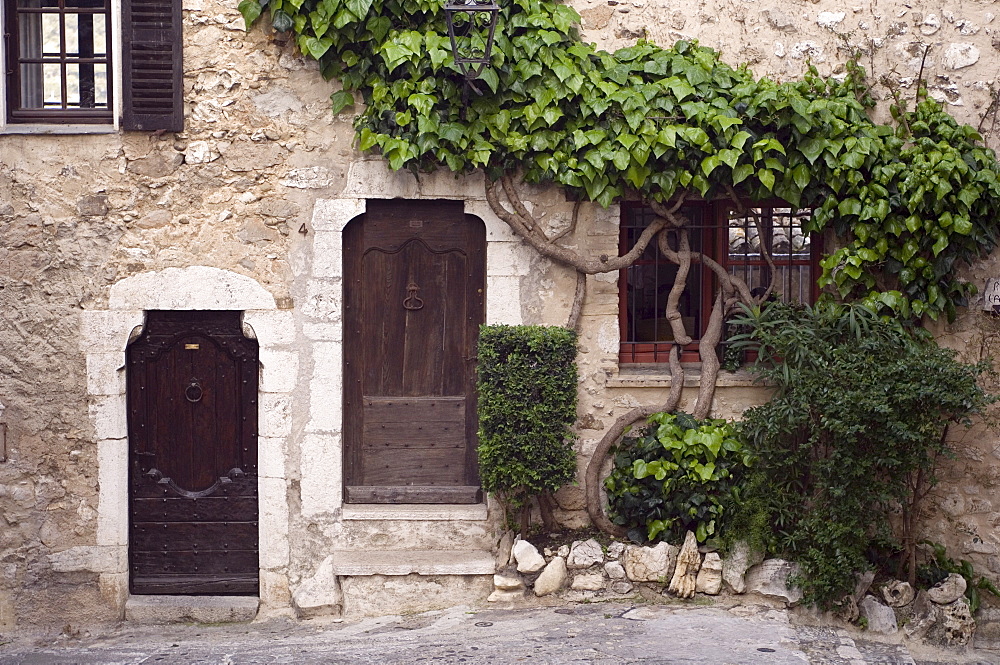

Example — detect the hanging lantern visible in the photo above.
[444,0,500,81]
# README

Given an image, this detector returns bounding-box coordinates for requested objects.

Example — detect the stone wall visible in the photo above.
[0,0,998,629]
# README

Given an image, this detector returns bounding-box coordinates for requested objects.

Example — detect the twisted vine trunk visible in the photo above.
[485,176,776,535]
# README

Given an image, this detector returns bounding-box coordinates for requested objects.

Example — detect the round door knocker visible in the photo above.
[185,380,204,403]
[403,281,424,311]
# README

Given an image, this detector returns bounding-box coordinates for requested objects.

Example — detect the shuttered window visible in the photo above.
[122,0,182,131]
[3,0,183,129]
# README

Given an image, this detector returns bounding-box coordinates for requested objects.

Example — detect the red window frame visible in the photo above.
[618,200,821,364]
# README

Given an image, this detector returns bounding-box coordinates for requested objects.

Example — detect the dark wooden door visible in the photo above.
[127,310,259,595]
[344,199,486,503]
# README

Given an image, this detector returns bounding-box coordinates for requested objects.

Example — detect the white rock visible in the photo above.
[927,573,967,604]
[746,559,803,604]
[943,43,980,70]
[906,590,940,640]
[881,580,915,607]
[292,556,343,618]
[609,581,634,595]
[723,541,759,594]
[667,531,701,599]
[605,561,627,580]
[571,572,606,591]
[488,589,525,602]
[280,167,333,189]
[622,542,677,582]
[933,598,976,646]
[533,557,568,596]
[859,595,898,634]
[184,140,220,164]
[493,572,524,591]
[567,539,604,569]
[557,545,570,558]
[920,14,941,35]
[606,542,625,559]
[695,553,723,595]
[817,11,846,29]
[512,540,546,573]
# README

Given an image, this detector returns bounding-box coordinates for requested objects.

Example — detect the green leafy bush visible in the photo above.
[605,412,752,545]
[730,301,991,608]
[477,325,578,532]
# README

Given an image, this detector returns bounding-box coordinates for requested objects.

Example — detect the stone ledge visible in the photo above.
[125,595,259,624]
[607,367,772,389]
[341,504,488,521]
[331,550,495,576]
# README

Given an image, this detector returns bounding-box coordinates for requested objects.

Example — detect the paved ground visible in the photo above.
[0,602,997,665]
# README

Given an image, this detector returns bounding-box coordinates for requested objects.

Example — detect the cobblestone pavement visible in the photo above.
[0,602,996,665]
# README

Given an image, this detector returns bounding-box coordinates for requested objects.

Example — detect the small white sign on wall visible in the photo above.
[983,278,1000,312]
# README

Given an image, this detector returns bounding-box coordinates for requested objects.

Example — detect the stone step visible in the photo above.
[125,595,259,624]
[330,550,495,576]
[334,510,496,552]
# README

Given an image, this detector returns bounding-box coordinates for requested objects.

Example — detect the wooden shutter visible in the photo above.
[122,0,183,131]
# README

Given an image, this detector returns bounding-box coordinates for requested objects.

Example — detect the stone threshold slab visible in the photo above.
[341,504,488,521]
[125,595,259,624]
[331,550,495,576]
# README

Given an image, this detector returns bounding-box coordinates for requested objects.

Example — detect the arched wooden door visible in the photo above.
[127,310,259,595]
[344,199,486,503]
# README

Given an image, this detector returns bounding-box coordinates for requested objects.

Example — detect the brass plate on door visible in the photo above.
[185,344,200,350]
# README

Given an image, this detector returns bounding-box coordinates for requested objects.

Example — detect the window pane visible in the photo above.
[92,64,109,106]
[19,63,44,108]
[42,62,63,106]
[40,13,61,57]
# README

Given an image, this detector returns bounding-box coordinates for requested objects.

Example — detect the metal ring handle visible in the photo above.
[185,380,203,403]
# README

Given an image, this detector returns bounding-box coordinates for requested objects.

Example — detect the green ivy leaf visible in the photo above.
[238,0,262,28]
[330,90,354,113]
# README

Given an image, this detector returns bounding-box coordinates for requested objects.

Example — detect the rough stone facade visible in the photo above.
[0,0,999,630]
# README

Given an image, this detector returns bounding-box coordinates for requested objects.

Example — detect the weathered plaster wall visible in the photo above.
[1,0,999,629]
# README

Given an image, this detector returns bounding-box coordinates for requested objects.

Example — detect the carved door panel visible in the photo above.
[127,310,259,595]
[344,199,486,503]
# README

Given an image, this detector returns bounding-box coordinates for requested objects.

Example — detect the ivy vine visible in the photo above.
[241,0,1000,323]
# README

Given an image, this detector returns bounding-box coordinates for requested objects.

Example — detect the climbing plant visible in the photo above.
[240,0,1000,535]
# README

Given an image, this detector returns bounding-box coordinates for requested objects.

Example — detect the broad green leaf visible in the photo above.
[330,90,354,114]
[238,0,262,28]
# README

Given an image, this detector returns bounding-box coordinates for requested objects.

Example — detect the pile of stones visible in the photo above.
[490,530,982,647]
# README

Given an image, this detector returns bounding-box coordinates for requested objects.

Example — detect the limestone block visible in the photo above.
[723,541,759,594]
[97,438,128,547]
[86,352,125,396]
[308,342,343,433]
[485,275,523,325]
[252,87,304,117]
[944,43,980,70]
[606,542,625,559]
[881,580,915,607]
[816,11,845,29]
[259,393,292,437]
[310,198,365,233]
[929,598,976,646]
[184,140,221,164]
[513,540,546,573]
[300,432,342,517]
[260,570,291,609]
[488,589,525,602]
[243,310,296,346]
[312,230,344,279]
[134,210,173,229]
[859,596,898,634]
[292,556,343,619]
[557,544,570,558]
[493,571,524,591]
[259,349,298,393]
[667,531,700,599]
[609,581,634,595]
[99,572,129,617]
[927,573,967,605]
[553,485,585,511]
[487,241,531,277]
[745,559,803,604]
[89,394,127,440]
[280,167,333,189]
[495,530,515,571]
[77,194,109,216]
[571,572,606,591]
[259,477,290,568]
[695,553,723,595]
[303,278,343,323]
[343,160,420,199]
[567,539,604,569]
[108,267,276,311]
[605,561,626,580]
[222,140,285,172]
[127,151,183,178]
[905,590,940,640]
[258,437,287,480]
[303,323,343,341]
[533,557,567,596]
[762,9,796,32]
[622,542,677,582]
[79,310,144,352]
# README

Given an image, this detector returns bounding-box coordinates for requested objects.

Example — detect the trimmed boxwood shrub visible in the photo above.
[477,325,578,534]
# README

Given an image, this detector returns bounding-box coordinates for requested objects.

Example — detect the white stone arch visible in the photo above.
[81,266,294,617]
